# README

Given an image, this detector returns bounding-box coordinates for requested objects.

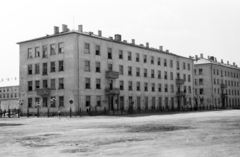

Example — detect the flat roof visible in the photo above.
[194,58,240,71]
[17,30,193,61]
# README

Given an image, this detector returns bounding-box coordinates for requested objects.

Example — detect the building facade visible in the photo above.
[0,78,19,110]
[194,54,240,109]
[18,24,194,114]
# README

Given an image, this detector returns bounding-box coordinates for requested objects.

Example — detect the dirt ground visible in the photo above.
[0,110,240,157]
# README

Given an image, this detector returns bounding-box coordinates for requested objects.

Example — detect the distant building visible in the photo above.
[17,24,194,115]
[194,54,240,109]
[0,78,19,110]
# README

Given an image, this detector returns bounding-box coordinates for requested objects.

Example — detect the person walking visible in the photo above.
[58,107,61,119]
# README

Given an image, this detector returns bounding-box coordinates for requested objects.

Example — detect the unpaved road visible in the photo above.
[0,110,240,157]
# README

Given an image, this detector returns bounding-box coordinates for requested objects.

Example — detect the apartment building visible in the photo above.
[0,78,19,110]
[194,54,240,109]
[17,24,194,114]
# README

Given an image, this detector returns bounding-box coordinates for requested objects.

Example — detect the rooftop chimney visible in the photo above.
[98,30,102,37]
[200,53,203,58]
[109,37,113,40]
[132,39,135,45]
[62,24,68,32]
[146,42,149,48]
[166,50,169,53]
[221,59,223,63]
[115,34,122,42]
[78,25,83,32]
[227,61,229,65]
[233,62,235,66]
[54,26,59,34]
[215,57,217,62]
[195,55,198,61]
[208,56,210,59]
[159,46,163,51]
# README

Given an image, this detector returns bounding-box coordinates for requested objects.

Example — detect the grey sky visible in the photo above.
[1,0,240,78]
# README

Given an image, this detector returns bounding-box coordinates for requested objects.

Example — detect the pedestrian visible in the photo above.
[58,107,61,119]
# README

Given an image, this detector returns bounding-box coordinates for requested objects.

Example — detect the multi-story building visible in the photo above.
[194,54,240,109]
[0,78,19,110]
[17,24,194,115]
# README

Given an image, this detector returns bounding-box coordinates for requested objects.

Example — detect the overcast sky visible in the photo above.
[1,0,240,79]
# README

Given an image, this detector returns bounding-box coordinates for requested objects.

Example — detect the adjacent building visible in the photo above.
[17,24,194,114]
[194,54,240,109]
[0,78,19,110]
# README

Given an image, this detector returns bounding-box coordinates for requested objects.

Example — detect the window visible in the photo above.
[96,62,101,72]
[158,71,161,79]
[170,72,173,80]
[136,53,140,62]
[28,48,33,58]
[50,44,56,55]
[144,55,147,63]
[183,62,186,70]
[128,81,132,91]
[51,79,55,90]
[128,51,132,60]
[42,46,48,58]
[119,65,123,75]
[84,43,90,54]
[199,69,203,75]
[59,96,64,107]
[35,80,40,89]
[59,60,64,71]
[50,96,56,107]
[152,83,155,92]
[28,81,32,91]
[170,60,173,68]
[97,96,101,106]
[158,58,161,65]
[28,98,32,108]
[43,80,48,88]
[145,97,148,109]
[136,67,140,77]
[177,61,180,70]
[86,96,90,106]
[43,63,48,75]
[164,59,167,67]
[158,84,162,92]
[35,47,40,57]
[137,82,140,91]
[58,43,64,53]
[151,70,154,78]
[151,56,154,64]
[96,79,101,89]
[144,82,148,91]
[184,86,187,93]
[200,88,204,95]
[188,63,190,70]
[183,74,186,81]
[108,64,112,71]
[171,85,174,93]
[188,75,191,82]
[119,50,123,59]
[144,69,147,77]
[95,45,100,55]
[164,71,167,80]
[120,80,124,90]
[50,62,55,72]
[165,84,168,92]
[199,78,203,85]
[128,66,132,76]
[108,48,112,59]
[28,64,32,75]
[35,64,40,74]
[85,78,90,89]
[152,97,155,108]
[85,60,90,71]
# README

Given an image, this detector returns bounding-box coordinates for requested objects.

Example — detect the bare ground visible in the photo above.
[0,110,240,157]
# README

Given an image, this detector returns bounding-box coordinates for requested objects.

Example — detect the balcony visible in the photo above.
[106,71,119,79]
[176,91,185,97]
[36,88,50,96]
[220,83,227,89]
[176,79,185,85]
[105,88,120,95]
[221,93,228,97]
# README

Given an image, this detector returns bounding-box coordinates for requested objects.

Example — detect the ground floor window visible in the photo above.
[28,98,32,108]
[96,96,101,106]
[59,96,64,107]
[152,97,155,109]
[145,97,148,109]
[165,97,168,108]
[120,96,124,110]
[158,97,162,108]
[43,97,48,107]
[86,96,90,107]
